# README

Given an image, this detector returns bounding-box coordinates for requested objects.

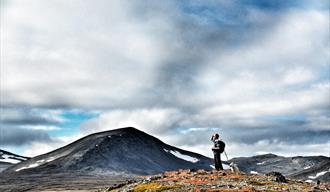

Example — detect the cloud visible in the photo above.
[0,127,52,146]
[0,108,63,126]
[21,134,84,157]
[0,108,64,146]
[0,0,329,157]
[80,108,184,135]
[283,67,315,85]
[1,0,167,109]
[20,125,61,131]
[1,1,328,110]
[79,106,329,155]
[21,142,58,157]
[225,141,330,159]
[178,141,330,159]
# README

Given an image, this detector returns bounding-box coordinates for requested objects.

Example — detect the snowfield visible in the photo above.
[0,154,28,164]
[15,157,57,172]
[308,168,330,179]
[164,149,199,163]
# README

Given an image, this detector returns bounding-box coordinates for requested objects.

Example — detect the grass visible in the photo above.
[133,182,180,192]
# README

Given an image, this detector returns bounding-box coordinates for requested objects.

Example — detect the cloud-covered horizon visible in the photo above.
[0,0,329,158]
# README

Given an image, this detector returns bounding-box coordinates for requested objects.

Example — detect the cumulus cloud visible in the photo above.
[80,108,184,135]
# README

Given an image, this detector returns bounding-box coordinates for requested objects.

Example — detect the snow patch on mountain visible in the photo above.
[304,166,311,169]
[16,157,57,172]
[308,169,330,179]
[164,149,199,163]
[16,163,40,172]
[1,155,22,164]
[257,161,266,165]
[0,150,29,165]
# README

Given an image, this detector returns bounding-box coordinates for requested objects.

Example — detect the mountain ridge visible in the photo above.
[4,127,213,175]
[229,152,330,182]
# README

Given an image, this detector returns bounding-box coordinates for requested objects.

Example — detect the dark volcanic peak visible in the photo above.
[5,127,212,176]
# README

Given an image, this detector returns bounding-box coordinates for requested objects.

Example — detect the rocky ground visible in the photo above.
[100,169,330,192]
[0,173,129,192]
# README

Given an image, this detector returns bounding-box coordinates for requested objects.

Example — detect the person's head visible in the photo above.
[214,133,219,139]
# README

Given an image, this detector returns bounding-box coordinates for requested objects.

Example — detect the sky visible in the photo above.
[0,0,329,159]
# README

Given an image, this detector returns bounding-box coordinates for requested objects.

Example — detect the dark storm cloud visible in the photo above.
[1,115,59,126]
[0,108,62,147]
[0,108,61,126]
[0,126,52,146]
[239,0,329,10]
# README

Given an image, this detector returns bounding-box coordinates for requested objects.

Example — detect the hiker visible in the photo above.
[211,133,225,170]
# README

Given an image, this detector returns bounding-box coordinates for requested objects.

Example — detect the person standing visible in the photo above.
[211,133,225,170]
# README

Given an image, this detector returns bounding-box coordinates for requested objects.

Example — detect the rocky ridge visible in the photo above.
[100,169,330,192]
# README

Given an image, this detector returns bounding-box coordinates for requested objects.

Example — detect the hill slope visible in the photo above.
[0,149,30,172]
[5,127,213,175]
[100,169,330,192]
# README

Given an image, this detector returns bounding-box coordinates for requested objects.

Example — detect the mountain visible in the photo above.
[4,127,213,176]
[1,127,329,191]
[289,159,330,183]
[229,153,330,182]
[0,149,30,172]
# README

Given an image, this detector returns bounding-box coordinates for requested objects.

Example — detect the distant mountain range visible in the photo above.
[229,153,330,183]
[1,127,329,184]
[0,149,30,172]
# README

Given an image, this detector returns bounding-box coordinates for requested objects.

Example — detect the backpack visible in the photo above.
[213,140,225,153]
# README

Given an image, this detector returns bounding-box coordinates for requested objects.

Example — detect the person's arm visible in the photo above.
[211,135,215,142]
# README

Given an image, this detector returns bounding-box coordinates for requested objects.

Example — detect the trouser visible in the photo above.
[214,152,223,170]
